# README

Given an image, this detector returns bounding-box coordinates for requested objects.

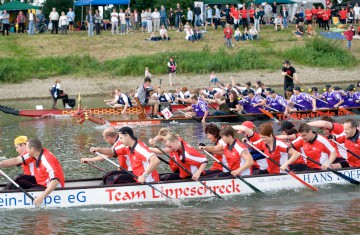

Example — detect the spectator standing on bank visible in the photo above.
[187,7,193,26]
[224,23,233,47]
[344,27,354,50]
[16,11,26,33]
[168,57,177,86]
[86,10,95,37]
[1,10,10,36]
[27,10,36,35]
[67,8,75,33]
[36,10,45,32]
[141,9,147,32]
[111,8,119,35]
[160,5,168,29]
[119,9,126,34]
[175,3,183,30]
[280,6,288,28]
[49,8,59,34]
[133,9,140,31]
[95,10,103,35]
[147,8,153,32]
[214,5,221,29]
[272,1,278,19]
[152,8,161,32]
[168,8,175,30]
[194,3,202,26]
[59,11,68,35]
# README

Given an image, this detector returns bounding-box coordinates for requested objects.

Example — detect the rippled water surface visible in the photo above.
[0,98,359,234]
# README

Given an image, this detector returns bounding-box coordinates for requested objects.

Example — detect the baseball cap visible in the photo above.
[270,90,276,94]
[14,136,28,145]
[283,60,291,65]
[293,86,301,91]
[333,86,341,91]
[119,127,137,140]
[242,121,255,129]
[265,87,272,92]
[248,90,255,94]
[325,84,331,89]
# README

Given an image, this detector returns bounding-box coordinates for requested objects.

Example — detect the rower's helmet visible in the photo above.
[265,87,272,92]
[281,121,295,132]
[248,90,255,95]
[270,90,276,94]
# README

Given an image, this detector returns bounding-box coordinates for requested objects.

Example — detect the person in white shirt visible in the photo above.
[141,9,148,33]
[119,9,126,34]
[147,8,153,32]
[28,11,36,35]
[49,8,59,34]
[104,89,132,114]
[152,8,161,32]
[110,8,119,34]
[249,25,258,40]
[159,25,169,40]
[234,28,242,41]
[59,11,68,35]
[187,7,193,26]
[274,15,283,31]
[185,26,195,42]
[354,3,360,24]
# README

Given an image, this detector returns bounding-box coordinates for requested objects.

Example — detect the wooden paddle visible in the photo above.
[0,169,34,201]
[200,147,264,194]
[155,145,223,199]
[84,161,106,172]
[330,139,360,160]
[95,152,172,199]
[245,141,318,192]
[296,152,360,185]
[177,110,202,123]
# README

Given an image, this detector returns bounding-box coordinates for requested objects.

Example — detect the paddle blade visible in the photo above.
[288,171,318,191]
[329,168,360,185]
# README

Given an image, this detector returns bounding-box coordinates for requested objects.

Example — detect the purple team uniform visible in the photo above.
[239,95,262,113]
[265,94,287,112]
[191,98,208,116]
[343,91,360,107]
[290,93,313,110]
[313,92,327,109]
[322,91,343,108]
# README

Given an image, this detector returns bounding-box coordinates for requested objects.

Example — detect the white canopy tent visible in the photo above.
[287,0,327,20]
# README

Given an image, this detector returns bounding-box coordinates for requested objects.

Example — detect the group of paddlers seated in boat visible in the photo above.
[1,117,359,202]
[76,117,360,185]
[105,77,360,119]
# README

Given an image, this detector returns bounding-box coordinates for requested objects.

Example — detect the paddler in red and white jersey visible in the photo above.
[232,121,269,174]
[148,127,180,173]
[116,126,160,184]
[281,123,343,171]
[200,126,253,177]
[307,116,350,168]
[161,133,208,181]
[25,138,65,207]
[332,119,360,167]
[0,136,35,177]
[80,126,132,184]
[239,123,301,174]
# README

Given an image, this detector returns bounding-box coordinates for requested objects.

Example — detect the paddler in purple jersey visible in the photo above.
[322,84,344,109]
[179,94,209,123]
[284,86,316,116]
[341,85,360,108]
[260,89,287,112]
[309,87,327,109]
[239,90,263,114]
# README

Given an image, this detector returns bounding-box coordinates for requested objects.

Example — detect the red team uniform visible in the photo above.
[223,139,251,176]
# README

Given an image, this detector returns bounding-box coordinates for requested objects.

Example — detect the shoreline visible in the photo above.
[0,65,359,101]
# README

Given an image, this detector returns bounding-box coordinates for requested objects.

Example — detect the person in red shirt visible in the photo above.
[117,126,160,184]
[249,6,255,25]
[163,133,208,180]
[322,7,331,30]
[240,7,248,29]
[338,7,348,24]
[305,8,312,25]
[281,124,339,171]
[223,23,233,48]
[334,119,360,167]
[230,7,240,29]
[248,123,301,174]
[316,6,324,28]
[311,5,318,28]
[344,26,354,50]
[26,138,65,207]
[80,126,131,184]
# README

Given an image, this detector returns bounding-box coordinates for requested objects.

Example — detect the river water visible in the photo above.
[0,98,359,234]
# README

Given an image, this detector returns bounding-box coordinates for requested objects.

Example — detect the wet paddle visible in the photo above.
[200,148,264,194]
[95,152,172,199]
[155,146,223,199]
[0,169,34,201]
[297,152,360,185]
[245,141,318,192]
[84,161,106,172]
[330,139,360,160]
[177,110,202,123]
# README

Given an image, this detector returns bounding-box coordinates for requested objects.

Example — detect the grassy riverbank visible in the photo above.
[0,27,358,83]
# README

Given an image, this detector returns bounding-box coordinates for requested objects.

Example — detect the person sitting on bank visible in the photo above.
[234,27,242,41]
[50,79,71,109]
[249,25,259,40]
[159,25,170,40]
[293,22,304,38]
[104,89,133,114]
